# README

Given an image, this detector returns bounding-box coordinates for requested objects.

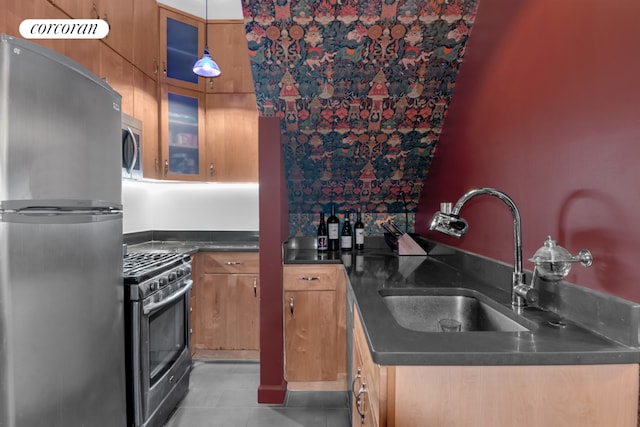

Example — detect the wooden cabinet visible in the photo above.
[97,0,133,63]
[132,0,159,80]
[160,85,206,180]
[3,1,258,184]
[160,89,259,182]
[204,93,258,182]
[133,69,160,179]
[46,0,91,20]
[159,6,205,91]
[351,307,639,427]
[206,21,254,94]
[352,306,389,427]
[193,252,260,359]
[283,265,347,389]
[100,42,133,115]
[48,0,133,63]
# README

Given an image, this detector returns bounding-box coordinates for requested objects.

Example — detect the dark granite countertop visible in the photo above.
[283,236,640,366]
[126,240,259,255]
[124,230,259,255]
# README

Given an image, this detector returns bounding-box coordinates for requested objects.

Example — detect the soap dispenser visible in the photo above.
[529,236,593,281]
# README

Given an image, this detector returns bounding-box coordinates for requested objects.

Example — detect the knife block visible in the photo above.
[397,233,427,256]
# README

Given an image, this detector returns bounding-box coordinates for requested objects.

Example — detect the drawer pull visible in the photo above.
[224,261,243,266]
[298,276,320,281]
[355,381,367,424]
[352,368,362,398]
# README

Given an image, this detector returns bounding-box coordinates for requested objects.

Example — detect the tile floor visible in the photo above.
[164,360,351,427]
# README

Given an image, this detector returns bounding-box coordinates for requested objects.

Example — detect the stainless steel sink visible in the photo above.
[380,288,532,333]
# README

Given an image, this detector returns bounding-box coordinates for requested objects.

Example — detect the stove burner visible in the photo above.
[124,252,190,285]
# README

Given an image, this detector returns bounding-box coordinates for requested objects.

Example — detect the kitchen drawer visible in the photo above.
[200,252,259,274]
[283,265,338,291]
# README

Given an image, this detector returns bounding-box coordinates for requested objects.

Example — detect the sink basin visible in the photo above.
[380,288,532,333]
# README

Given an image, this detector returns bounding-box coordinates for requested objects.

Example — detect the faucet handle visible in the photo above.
[513,283,539,306]
[440,202,453,214]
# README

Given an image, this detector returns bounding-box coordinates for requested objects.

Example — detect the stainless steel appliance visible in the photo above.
[0,34,126,426]
[122,113,143,180]
[123,252,193,427]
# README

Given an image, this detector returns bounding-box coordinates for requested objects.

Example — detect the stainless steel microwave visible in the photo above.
[122,113,143,180]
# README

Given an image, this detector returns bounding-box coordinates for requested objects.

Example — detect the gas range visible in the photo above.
[123,251,191,300]
[123,250,193,427]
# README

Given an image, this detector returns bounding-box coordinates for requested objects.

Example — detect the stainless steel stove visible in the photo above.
[124,252,192,299]
[123,251,193,427]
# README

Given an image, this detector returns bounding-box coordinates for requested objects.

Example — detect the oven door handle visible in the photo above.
[143,280,193,315]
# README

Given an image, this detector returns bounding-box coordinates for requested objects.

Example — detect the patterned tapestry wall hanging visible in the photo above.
[243,0,479,236]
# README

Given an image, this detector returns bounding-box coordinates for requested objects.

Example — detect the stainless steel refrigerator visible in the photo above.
[0,34,127,426]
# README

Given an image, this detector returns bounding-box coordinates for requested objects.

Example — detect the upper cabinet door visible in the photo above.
[206,21,255,94]
[98,0,133,63]
[159,7,205,91]
[133,0,159,80]
[160,85,206,181]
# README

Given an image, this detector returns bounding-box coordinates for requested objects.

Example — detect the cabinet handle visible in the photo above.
[209,162,214,177]
[298,276,320,281]
[289,296,294,317]
[164,159,169,176]
[224,261,243,266]
[92,3,99,19]
[154,60,158,76]
[351,368,362,398]
[163,62,167,78]
[355,381,367,424]
[253,277,257,297]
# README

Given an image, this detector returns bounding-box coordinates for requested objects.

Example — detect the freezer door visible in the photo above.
[0,35,122,207]
[0,212,127,427]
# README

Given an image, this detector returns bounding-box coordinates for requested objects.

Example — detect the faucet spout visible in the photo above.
[429,187,536,307]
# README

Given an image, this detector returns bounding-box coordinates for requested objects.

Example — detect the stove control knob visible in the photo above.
[150,281,159,291]
[158,277,168,288]
[168,272,177,281]
[176,268,184,277]
[184,265,192,275]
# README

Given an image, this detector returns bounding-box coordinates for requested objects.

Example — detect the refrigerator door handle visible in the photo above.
[0,210,122,225]
[1,199,122,212]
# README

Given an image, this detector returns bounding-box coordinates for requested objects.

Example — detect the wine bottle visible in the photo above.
[317,212,328,252]
[327,204,340,251]
[341,210,353,251]
[354,210,365,250]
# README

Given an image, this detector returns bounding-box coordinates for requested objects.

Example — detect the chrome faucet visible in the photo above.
[429,187,538,307]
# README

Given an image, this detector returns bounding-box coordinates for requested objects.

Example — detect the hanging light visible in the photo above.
[193,0,221,78]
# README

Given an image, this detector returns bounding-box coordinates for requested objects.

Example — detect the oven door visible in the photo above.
[131,279,192,427]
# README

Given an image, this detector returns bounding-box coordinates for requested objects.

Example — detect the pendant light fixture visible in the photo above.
[193,0,221,78]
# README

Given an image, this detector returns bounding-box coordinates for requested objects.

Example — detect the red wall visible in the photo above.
[416,0,640,302]
[258,117,288,403]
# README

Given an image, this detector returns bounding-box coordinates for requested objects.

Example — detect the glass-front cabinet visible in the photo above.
[160,86,206,181]
[159,7,204,91]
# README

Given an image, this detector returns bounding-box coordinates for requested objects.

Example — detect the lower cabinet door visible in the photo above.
[284,290,337,381]
[196,273,259,351]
